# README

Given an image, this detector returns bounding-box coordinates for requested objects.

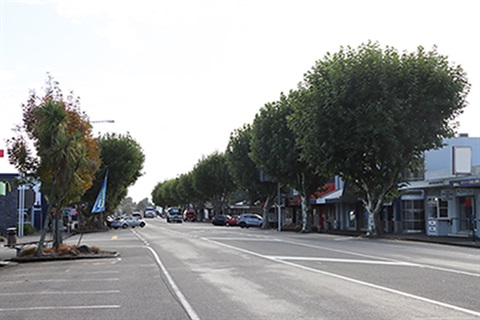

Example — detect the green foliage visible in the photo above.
[119,197,135,215]
[8,75,101,208]
[7,75,101,251]
[291,42,470,235]
[81,132,145,215]
[250,92,328,231]
[192,152,234,213]
[20,224,36,236]
[226,124,275,203]
[135,198,152,213]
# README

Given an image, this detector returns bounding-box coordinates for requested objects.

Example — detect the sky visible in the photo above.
[1,0,479,203]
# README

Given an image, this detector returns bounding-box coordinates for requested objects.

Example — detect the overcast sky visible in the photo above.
[1,0,479,203]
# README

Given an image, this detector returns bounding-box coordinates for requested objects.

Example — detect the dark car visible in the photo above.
[226,214,240,226]
[166,207,183,223]
[212,215,227,226]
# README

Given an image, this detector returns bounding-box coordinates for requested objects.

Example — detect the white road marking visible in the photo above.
[144,246,201,320]
[278,238,480,277]
[267,256,418,265]
[0,305,120,312]
[1,278,119,284]
[0,290,120,297]
[206,237,282,241]
[132,229,201,320]
[203,237,480,318]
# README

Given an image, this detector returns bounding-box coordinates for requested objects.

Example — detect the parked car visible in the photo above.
[212,215,227,226]
[144,209,156,218]
[166,207,183,223]
[111,216,146,229]
[226,215,240,226]
[238,213,263,228]
[183,209,196,222]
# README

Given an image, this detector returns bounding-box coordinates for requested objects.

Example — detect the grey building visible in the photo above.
[0,173,20,236]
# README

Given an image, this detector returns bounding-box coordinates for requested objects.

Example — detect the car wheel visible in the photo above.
[113,227,118,230]
[140,223,145,228]
[239,222,246,228]
[122,224,128,229]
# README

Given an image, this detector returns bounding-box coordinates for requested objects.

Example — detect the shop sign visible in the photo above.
[427,219,438,236]
[440,189,454,201]
[450,178,480,188]
[456,188,474,197]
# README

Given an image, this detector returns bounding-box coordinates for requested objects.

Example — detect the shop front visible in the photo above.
[424,177,479,237]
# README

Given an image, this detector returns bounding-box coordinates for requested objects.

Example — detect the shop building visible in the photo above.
[285,135,479,239]
[401,135,480,238]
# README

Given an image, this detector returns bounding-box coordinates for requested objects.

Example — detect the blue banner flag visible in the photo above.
[91,170,108,214]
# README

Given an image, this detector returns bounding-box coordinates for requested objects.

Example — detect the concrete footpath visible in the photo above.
[1,230,479,267]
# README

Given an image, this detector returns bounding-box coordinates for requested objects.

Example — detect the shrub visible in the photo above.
[22,224,36,236]
[282,224,302,232]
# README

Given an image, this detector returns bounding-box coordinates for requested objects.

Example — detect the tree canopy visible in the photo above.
[291,42,470,236]
[7,75,101,250]
[81,132,145,217]
[251,93,327,231]
[192,152,234,214]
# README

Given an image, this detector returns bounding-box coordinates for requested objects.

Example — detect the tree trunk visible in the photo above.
[364,193,384,237]
[35,209,51,256]
[261,195,274,229]
[300,194,310,233]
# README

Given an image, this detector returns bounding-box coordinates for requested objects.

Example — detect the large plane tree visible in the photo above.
[291,42,470,236]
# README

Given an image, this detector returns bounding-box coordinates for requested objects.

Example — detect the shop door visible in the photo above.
[458,196,474,232]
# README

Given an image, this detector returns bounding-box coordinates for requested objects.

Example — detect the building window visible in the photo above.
[427,198,448,219]
[438,199,448,218]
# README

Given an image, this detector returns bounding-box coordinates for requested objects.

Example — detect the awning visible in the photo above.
[315,188,343,204]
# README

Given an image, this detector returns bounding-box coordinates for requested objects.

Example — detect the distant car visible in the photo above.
[212,215,227,226]
[111,216,146,229]
[144,210,156,218]
[226,215,240,226]
[132,212,143,220]
[238,213,263,228]
[166,208,183,223]
[184,209,196,222]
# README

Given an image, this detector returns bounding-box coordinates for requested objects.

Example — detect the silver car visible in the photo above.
[111,216,146,229]
[238,213,263,228]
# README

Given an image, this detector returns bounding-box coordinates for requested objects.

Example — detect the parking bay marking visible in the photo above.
[0,305,120,312]
[0,290,120,297]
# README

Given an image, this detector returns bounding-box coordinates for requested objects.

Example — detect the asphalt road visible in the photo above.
[1,219,479,319]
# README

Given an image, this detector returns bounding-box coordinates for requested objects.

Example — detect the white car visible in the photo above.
[238,213,263,228]
[111,216,146,229]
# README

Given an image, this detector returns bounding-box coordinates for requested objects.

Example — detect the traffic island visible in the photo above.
[10,244,119,263]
